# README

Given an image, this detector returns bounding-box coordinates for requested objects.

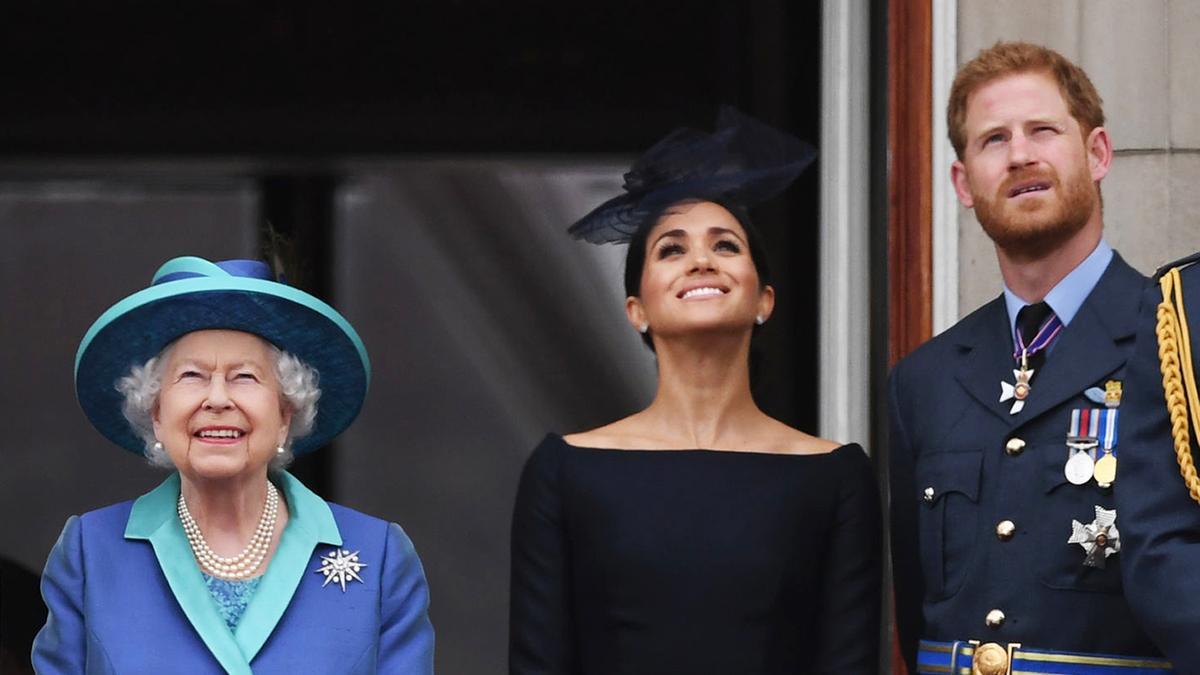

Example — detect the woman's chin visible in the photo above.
[181,450,258,481]
[657,317,755,339]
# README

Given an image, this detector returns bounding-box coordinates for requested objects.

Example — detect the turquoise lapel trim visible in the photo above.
[125,473,252,675]
[233,471,342,663]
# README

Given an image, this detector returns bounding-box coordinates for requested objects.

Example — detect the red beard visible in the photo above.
[973,164,1096,259]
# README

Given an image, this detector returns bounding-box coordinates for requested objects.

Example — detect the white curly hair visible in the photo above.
[115,338,321,470]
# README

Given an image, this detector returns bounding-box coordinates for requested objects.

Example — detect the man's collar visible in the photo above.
[1003,238,1113,336]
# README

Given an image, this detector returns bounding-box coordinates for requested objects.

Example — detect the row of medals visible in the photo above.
[1065,382,1122,488]
[1065,439,1116,487]
[1007,357,1119,487]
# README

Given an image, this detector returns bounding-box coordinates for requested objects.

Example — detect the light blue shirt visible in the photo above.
[1003,239,1113,343]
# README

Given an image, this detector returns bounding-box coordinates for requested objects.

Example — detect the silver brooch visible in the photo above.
[1067,505,1120,568]
[314,548,368,592]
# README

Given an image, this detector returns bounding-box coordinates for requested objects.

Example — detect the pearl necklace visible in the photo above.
[177,482,279,579]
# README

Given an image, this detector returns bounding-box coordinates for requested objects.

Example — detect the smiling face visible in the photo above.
[626,201,773,342]
[152,329,292,482]
[950,71,1111,258]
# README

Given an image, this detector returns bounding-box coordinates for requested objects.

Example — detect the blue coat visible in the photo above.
[32,471,435,674]
[889,253,1162,668]
[1119,252,1200,670]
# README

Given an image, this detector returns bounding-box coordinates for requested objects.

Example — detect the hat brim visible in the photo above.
[567,105,816,244]
[75,276,370,456]
[568,163,812,244]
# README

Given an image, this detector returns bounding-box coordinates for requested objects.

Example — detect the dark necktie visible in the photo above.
[1015,301,1056,374]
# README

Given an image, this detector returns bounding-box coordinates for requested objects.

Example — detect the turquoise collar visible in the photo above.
[125,471,341,674]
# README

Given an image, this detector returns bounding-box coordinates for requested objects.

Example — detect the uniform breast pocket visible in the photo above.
[1037,450,1123,593]
[915,450,983,600]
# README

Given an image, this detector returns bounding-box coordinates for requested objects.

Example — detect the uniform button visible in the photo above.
[1005,438,1026,455]
[996,520,1016,541]
[923,487,935,502]
[985,609,1006,628]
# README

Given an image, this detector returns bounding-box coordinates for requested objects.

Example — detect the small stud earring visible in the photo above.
[276,446,286,456]
[755,315,766,326]
[153,441,163,452]
[638,323,649,334]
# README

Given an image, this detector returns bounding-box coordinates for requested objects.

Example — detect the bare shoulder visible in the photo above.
[563,417,650,450]
[766,419,844,455]
[565,414,848,455]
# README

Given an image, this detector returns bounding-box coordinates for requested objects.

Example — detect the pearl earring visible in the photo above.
[276,446,286,456]
[153,441,164,453]
[755,315,766,326]
[638,323,649,334]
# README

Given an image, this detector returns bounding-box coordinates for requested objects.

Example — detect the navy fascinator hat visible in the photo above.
[567,106,816,244]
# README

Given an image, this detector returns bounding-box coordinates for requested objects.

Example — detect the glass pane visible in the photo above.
[332,160,655,674]
[0,179,258,573]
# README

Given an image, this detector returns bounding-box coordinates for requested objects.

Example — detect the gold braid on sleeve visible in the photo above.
[1157,267,1200,505]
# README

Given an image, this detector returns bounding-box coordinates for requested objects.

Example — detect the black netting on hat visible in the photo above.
[567,106,816,244]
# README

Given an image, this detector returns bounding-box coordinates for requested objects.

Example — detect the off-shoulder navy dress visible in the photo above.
[509,433,882,675]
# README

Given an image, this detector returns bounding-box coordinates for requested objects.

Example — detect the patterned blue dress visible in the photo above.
[202,574,263,631]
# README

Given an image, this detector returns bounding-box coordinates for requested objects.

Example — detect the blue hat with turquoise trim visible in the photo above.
[75,256,370,456]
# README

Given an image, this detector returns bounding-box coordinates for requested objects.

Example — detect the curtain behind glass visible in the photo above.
[333,161,656,675]
[0,179,259,572]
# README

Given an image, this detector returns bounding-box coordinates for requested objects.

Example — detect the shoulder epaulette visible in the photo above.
[1154,250,1200,280]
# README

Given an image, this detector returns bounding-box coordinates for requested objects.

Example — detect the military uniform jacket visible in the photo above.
[889,252,1162,669]
[1119,253,1200,671]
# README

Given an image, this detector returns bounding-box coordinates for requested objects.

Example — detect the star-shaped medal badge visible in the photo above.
[314,548,368,592]
[999,366,1034,414]
[1067,505,1120,568]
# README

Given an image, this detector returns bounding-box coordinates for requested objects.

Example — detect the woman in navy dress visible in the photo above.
[509,109,882,674]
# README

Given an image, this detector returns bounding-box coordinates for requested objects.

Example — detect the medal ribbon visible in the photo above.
[1070,408,1098,439]
[1012,312,1064,360]
[1100,408,1119,453]
[1068,408,1099,459]
[1070,408,1118,452]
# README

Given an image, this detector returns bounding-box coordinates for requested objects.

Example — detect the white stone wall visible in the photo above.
[954,0,1200,317]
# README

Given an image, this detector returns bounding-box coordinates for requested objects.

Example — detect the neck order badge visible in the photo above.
[1000,308,1064,414]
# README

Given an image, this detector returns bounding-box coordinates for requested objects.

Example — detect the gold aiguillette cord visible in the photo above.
[1156,267,1200,504]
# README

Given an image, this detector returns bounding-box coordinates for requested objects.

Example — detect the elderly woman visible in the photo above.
[33,257,434,674]
[509,109,882,673]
